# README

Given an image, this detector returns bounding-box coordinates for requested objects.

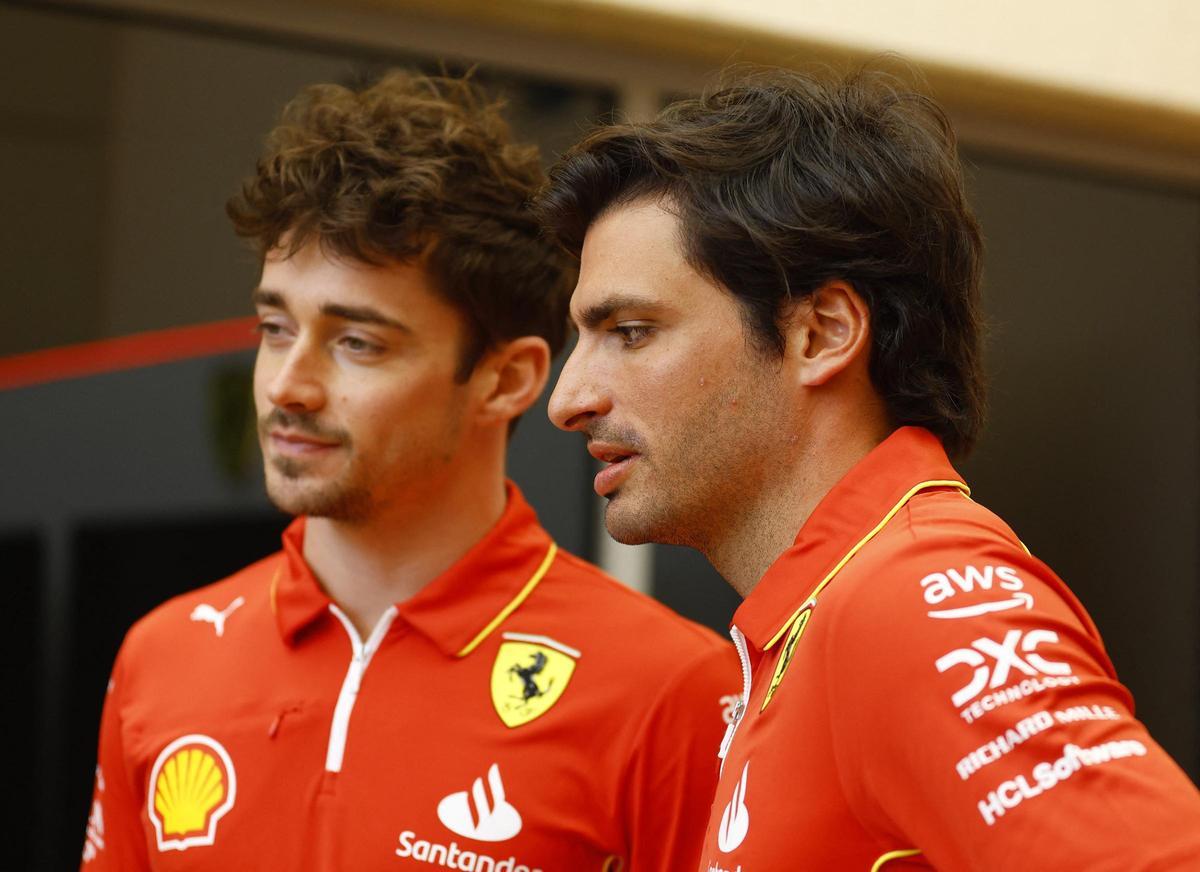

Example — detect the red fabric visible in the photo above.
[698,427,1200,871]
[82,483,739,871]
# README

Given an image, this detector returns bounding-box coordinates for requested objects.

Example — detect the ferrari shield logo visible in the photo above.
[490,633,579,728]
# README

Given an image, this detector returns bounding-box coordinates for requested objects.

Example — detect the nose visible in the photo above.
[548,342,610,432]
[261,339,327,413]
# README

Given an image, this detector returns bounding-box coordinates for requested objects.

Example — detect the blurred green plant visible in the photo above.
[209,365,258,483]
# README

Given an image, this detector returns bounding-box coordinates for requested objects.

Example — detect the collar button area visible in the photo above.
[324,605,399,774]
[346,660,364,696]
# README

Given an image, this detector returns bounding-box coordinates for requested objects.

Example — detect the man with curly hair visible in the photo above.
[541,68,1200,870]
[82,71,737,871]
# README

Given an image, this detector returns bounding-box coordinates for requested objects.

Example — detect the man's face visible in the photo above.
[253,240,471,522]
[548,200,794,548]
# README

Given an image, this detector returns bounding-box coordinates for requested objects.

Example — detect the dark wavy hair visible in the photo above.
[537,66,985,457]
[227,70,574,379]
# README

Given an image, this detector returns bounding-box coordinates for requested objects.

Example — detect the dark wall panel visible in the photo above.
[1,532,42,870]
[653,544,740,635]
[963,155,1200,780]
[58,514,288,872]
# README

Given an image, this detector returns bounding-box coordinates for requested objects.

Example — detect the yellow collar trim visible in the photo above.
[456,542,559,657]
[268,567,281,617]
[872,848,923,871]
[763,479,970,651]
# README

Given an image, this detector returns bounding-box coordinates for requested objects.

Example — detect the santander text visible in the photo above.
[396,831,542,872]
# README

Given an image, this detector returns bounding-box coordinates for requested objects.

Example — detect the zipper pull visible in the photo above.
[346,658,365,696]
[718,698,746,760]
[718,722,736,760]
[720,626,753,765]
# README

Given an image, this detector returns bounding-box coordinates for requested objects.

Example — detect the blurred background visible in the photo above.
[1,0,1197,867]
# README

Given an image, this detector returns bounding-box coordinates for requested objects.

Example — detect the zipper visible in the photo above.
[325,604,398,773]
[718,624,753,773]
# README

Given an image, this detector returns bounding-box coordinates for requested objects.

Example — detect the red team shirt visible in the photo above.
[700,427,1200,871]
[82,483,739,871]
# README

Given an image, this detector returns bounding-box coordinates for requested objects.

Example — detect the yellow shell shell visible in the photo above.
[153,747,227,836]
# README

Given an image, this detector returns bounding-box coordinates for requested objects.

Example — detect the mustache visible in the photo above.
[584,422,645,453]
[259,408,350,444]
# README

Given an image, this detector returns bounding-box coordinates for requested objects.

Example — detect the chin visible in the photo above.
[604,523,654,547]
[604,496,673,547]
[264,482,312,518]
[266,477,371,522]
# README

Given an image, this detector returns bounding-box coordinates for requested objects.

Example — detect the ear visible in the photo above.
[472,336,552,426]
[789,280,872,387]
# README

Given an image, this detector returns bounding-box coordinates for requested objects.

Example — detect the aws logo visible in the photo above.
[147,735,236,852]
[920,565,1034,619]
[490,633,579,728]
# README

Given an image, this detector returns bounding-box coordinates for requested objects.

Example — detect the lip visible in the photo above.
[269,430,341,456]
[588,442,640,497]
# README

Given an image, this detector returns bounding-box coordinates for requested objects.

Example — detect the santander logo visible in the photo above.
[437,764,522,842]
[717,762,750,853]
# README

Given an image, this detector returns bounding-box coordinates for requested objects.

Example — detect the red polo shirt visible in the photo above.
[81,483,738,871]
[698,427,1200,871]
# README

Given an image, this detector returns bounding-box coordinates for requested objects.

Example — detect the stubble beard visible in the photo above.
[600,433,712,548]
[259,409,372,523]
[265,458,374,523]
[603,450,738,553]
[602,374,782,556]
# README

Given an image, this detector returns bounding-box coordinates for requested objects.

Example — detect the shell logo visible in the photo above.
[147,735,237,852]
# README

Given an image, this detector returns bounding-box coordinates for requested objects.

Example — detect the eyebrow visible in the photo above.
[319,303,411,334]
[574,293,663,329]
[251,288,286,309]
[251,289,411,334]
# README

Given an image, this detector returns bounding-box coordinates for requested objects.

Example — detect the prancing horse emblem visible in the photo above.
[490,634,580,728]
[510,651,552,701]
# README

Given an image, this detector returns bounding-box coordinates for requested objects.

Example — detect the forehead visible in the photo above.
[258,240,456,323]
[572,199,732,320]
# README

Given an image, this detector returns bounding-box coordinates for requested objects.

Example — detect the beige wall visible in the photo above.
[56,0,1200,185]
[599,0,1200,113]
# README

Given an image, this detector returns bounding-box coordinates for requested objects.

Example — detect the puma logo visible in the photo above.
[190,596,245,637]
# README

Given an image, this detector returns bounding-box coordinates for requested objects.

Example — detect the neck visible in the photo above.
[302,438,507,638]
[707,404,891,598]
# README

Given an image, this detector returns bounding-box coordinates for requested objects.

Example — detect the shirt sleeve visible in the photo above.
[619,642,741,872]
[81,646,151,871]
[828,543,1200,871]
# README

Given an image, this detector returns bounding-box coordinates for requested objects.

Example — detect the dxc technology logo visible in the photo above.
[936,628,1072,708]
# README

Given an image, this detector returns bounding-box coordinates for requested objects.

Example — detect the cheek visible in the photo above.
[357,382,455,447]
[251,364,273,414]
[645,344,734,409]
[673,358,770,441]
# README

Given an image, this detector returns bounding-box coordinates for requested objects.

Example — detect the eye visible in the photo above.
[338,334,383,355]
[612,324,654,347]
[254,319,290,343]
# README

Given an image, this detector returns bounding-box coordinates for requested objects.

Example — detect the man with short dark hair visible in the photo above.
[81,71,737,871]
[542,68,1200,869]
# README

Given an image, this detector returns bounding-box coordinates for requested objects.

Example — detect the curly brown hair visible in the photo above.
[539,67,985,458]
[227,70,574,379]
